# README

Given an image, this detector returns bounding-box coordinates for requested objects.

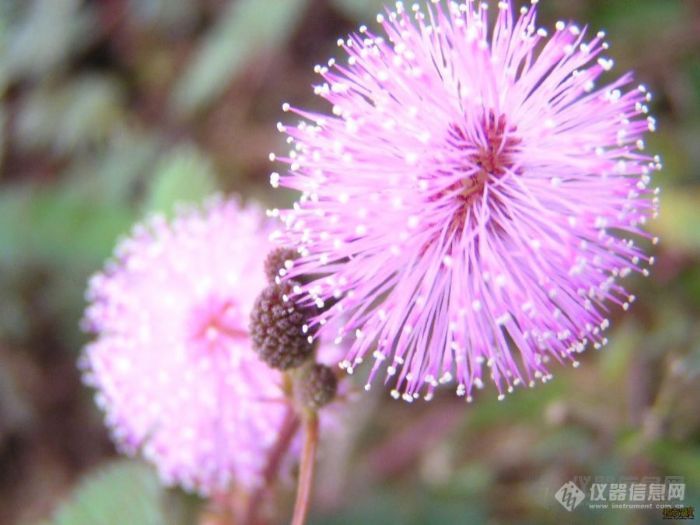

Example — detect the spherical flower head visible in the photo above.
[81,197,293,495]
[295,364,339,410]
[249,279,317,370]
[272,1,661,403]
[264,246,300,283]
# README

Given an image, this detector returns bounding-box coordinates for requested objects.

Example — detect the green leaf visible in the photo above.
[144,144,218,216]
[0,0,96,87]
[599,318,638,383]
[0,185,31,264]
[309,490,411,525]
[0,105,6,171]
[647,441,700,490]
[127,0,199,32]
[461,378,565,431]
[13,179,134,270]
[331,0,387,21]
[65,131,161,207]
[16,75,125,155]
[0,136,154,269]
[0,135,160,343]
[589,0,684,50]
[38,460,168,525]
[651,187,700,255]
[171,0,308,116]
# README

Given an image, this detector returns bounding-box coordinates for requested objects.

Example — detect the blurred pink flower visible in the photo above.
[82,198,292,495]
[272,1,660,402]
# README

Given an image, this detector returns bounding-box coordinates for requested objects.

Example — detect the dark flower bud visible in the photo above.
[295,364,338,410]
[264,247,299,283]
[249,280,315,370]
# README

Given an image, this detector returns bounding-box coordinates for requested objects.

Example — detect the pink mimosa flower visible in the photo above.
[82,198,292,495]
[271,0,660,402]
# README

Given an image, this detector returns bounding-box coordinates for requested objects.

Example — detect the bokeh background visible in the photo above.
[0,0,698,524]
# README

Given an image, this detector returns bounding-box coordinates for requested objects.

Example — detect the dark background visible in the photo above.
[0,1,698,524]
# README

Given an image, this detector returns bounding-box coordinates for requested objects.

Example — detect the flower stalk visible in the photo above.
[243,405,301,525]
[291,410,319,525]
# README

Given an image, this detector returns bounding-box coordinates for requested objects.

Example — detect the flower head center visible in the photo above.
[189,297,248,353]
[425,110,521,245]
[455,110,521,205]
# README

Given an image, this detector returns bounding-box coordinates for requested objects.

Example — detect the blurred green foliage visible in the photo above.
[0,1,698,525]
[145,145,218,216]
[172,0,309,116]
[38,461,169,525]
